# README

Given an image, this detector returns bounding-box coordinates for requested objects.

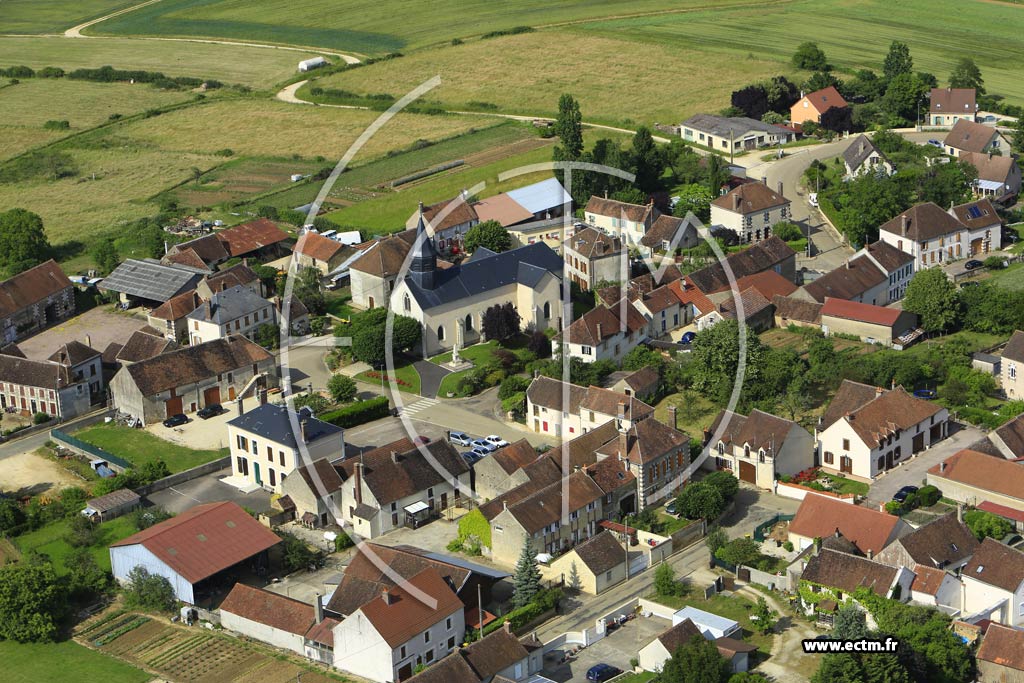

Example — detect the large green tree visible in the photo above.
[882,72,929,124]
[661,634,732,683]
[948,57,985,94]
[676,482,726,521]
[91,238,120,275]
[0,554,66,642]
[327,374,357,403]
[812,654,863,683]
[294,266,326,315]
[837,173,906,246]
[964,509,1012,540]
[464,220,512,254]
[631,126,664,193]
[882,41,914,82]
[792,42,829,71]
[690,319,768,404]
[654,561,680,598]
[0,208,51,278]
[512,538,542,608]
[833,604,869,640]
[553,93,584,161]
[674,184,714,222]
[903,268,961,333]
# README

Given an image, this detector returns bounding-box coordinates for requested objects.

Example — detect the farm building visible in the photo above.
[0,259,75,345]
[110,501,281,604]
[298,57,328,72]
[109,334,277,424]
[100,259,206,308]
[215,219,292,261]
[820,297,918,348]
[219,583,337,664]
[82,489,141,522]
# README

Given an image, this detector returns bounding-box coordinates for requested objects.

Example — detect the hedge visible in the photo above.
[320,395,390,428]
[482,588,562,636]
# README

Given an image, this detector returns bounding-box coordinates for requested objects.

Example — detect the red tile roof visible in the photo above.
[820,297,902,326]
[910,564,948,596]
[216,219,290,257]
[668,278,714,315]
[295,231,346,263]
[977,500,1024,524]
[734,271,797,301]
[789,494,901,555]
[220,583,314,635]
[111,501,280,584]
[149,290,201,321]
[801,87,847,115]
[977,623,1024,671]
[929,449,1024,504]
[357,567,464,647]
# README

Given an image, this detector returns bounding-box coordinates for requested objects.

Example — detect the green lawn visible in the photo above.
[616,673,656,683]
[430,339,500,365]
[324,289,355,320]
[818,472,869,496]
[0,640,149,683]
[355,357,421,394]
[655,392,719,439]
[14,516,137,575]
[647,591,774,654]
[74,423,228,473]
[989,262,1024,291]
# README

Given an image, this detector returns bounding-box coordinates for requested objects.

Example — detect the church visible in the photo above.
[389,207,565,357]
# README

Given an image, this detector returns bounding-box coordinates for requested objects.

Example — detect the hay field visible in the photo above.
[91,0,772,53]
[0,0,139,35]
[122,99,488,160]
[0,36,324,88]
[0,79,190,160]
[304,30,786,125]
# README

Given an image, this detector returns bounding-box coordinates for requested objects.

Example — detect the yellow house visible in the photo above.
[548,530,626,595]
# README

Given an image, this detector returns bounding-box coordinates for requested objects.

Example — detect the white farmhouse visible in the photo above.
[710,182,791,244]
[962,538,1024,627]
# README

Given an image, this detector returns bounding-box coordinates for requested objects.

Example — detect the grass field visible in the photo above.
[75,423,228,473]
[306,30,786,125]
[0,0,140,35]
[655,391,719,440]
[355,358,422,394]
[0,36,324,88]
[0,640,149,683]
[988,262,1024,290]
[15,516,137,575]
[90,0,768,53]
[0,79,191,160]
[647,591,774,654]
[577,0,1024,105]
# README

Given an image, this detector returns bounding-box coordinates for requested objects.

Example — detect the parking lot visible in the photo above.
[543,615,667,682]
[145,466,272,515]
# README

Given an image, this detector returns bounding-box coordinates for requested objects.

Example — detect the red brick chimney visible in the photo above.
[668,405,678,431]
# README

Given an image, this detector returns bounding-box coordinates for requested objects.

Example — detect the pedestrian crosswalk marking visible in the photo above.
[400,398,438,416]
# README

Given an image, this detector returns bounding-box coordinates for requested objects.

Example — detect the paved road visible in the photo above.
[865,422,985,506]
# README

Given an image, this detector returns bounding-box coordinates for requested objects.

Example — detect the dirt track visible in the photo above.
[0,450,84,498]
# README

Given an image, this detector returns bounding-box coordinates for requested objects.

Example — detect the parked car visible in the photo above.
[964,259,984,270]
[587,665,622,682]
[665,500,678,516]
[163,413,188,428]
[471,446,492,458]
[808,192,819,208]
[414,435,431,446]
[485,434,509,448]
[893,485,919,503]
[462,451,482,465]
[197,404,224,419]
[471,439,498,453]
[449,431,473,447]
[913,388,937,399]
[679,331,696,344]
[927,139,943,148]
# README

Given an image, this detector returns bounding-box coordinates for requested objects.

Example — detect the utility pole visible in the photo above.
[477,583,484,640]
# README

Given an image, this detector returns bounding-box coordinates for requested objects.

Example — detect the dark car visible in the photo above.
[163,413,188,428]
[913,388,937,399]
[960,281,980,288]
[964,259,984,270]
[197,404,224,419]
[679,331,696,345]
[666,500,678,516]
[586,664,622,683]
[893,485,919,503]
[927,139,943,148]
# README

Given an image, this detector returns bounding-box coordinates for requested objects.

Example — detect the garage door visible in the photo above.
[739,461,756,485]
[165,396,183,416]
[203,387,221,406]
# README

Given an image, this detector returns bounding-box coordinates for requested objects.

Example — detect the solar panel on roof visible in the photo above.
[967,205,983,219]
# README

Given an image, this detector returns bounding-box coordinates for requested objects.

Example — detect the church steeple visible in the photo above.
[409,201,437,290]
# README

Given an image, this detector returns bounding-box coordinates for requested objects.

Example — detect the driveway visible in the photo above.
[866,422,984,506]
[544,616,666,682]
[720,487,802,537]
[16,305,148,360]
[146,405,237,450]
[414,359,452,398]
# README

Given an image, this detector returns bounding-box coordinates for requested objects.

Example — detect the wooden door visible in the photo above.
[739,461,756,484]
[203,386,221,405]
[228,386,236,401]
[912,433,925,453]
[840,456,853,474]
[165,395,183,416]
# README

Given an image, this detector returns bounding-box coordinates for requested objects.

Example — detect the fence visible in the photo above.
[774,481,856,503]
[740,565,791,591]
[134,456,231,497]
[51,427,132,472]
[752,513,795,542]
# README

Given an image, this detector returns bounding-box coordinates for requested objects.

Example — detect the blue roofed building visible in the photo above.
[391,207,564,356]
